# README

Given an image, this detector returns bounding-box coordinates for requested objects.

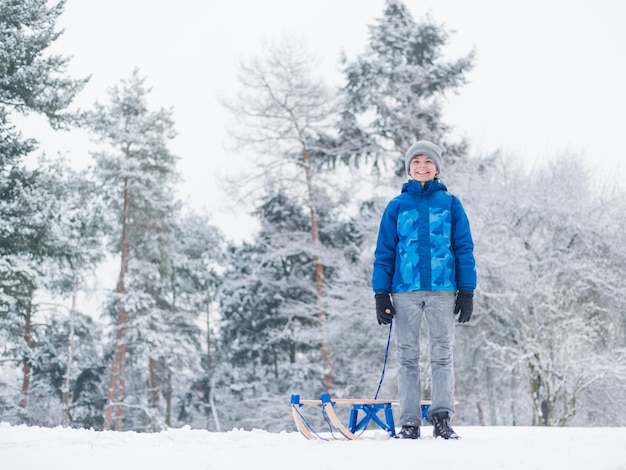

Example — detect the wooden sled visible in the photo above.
[291,393,433,440]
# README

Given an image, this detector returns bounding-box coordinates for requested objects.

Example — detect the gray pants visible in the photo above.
[392,291,456,427]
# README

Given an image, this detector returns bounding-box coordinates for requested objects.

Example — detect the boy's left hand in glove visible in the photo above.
[454,291,474,323]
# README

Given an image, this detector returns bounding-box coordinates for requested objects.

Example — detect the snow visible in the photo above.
[2,422,625,470]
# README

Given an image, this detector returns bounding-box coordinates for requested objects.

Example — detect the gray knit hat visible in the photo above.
[404,140,442,177]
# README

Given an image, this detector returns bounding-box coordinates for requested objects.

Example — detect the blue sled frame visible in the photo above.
[290,393,432,440]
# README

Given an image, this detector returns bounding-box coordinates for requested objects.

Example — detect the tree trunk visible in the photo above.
[540,399,551,426]
[529,374,539,426]
[149,357,160,410]
[104,178,131,431]
[302,147,332,392]
[204,304,213,429]
[19,300,34,411]
[164,370,172,427]
[114,348,127,430]
[61,277,79,426]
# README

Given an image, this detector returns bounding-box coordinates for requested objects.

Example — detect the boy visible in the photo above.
[372,140,476,439]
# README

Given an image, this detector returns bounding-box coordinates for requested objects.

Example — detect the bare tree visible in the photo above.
[222,38,339,391]
[454,154,626,426]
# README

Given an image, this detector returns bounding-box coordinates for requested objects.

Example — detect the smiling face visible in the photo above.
[408,154,439,182]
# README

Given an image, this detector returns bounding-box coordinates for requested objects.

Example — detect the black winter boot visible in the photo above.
[430,411,460,439]
[395,425,420,439]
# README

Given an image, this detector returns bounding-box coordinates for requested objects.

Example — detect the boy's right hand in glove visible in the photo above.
[375,293,395,325]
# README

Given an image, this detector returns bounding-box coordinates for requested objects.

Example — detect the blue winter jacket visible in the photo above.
[372,179,476,294]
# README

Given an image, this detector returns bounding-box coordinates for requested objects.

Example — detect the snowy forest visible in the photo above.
[1,0,625,433]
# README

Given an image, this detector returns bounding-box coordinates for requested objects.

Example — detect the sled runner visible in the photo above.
[291,393,433,440]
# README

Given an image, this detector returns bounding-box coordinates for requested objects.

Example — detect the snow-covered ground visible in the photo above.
[2,422,625,470]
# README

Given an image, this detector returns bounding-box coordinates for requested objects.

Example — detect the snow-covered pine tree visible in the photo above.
[0,0,86,137]
[18,306,103,428]
[170,211,224,430]
[217,186,367,431]
[0,0,86,423]
[0,156,107,425]
[82,69,181,431]
[28,158,109,426]
[217,191,323,431]
[339,0,473,175]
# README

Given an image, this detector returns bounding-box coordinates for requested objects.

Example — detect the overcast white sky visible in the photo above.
[24,0,626,240]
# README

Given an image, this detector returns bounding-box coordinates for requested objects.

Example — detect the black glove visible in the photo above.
[375,293,395,325]
[454,291,474,323]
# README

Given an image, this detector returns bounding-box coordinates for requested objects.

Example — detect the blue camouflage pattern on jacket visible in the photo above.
[372,179,476,294]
